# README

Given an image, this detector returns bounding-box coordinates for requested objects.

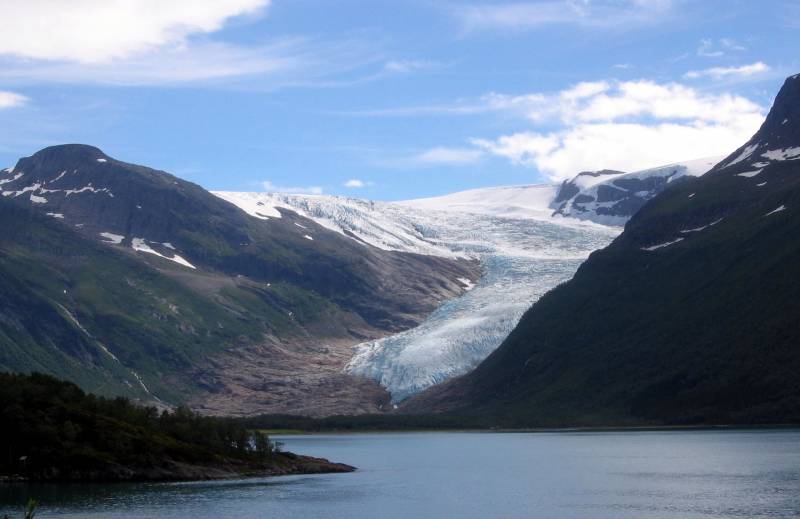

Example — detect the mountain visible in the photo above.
[404,74,800,426]
[0,144,478,416]
[217,188,619,403]
[551,157,722,225]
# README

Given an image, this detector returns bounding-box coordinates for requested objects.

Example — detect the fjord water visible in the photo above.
[2,431,799,518]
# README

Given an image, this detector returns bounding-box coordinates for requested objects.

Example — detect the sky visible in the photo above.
[0,0,797,200]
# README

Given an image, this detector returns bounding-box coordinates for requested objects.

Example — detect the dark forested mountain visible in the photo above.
[405,74,800,426]
[0,145,478,416]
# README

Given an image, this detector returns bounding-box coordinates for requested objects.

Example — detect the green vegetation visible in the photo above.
[0,197,322,403]
[0,373,285,481]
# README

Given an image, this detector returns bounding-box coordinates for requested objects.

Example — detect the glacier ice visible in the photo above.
[215,187,620,402]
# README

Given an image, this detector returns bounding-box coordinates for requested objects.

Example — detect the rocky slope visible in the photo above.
[404,74,800,426]
[0,145,478,415]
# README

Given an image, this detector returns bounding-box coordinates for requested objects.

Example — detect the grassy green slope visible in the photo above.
[0,200,334,403]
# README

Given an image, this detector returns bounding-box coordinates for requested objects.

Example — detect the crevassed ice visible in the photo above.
[338,192,617,401]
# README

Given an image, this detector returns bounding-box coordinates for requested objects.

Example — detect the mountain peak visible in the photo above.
[715,73,800,173]
[24,143,108,166]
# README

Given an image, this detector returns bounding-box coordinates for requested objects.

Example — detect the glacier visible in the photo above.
[215,185,620,402]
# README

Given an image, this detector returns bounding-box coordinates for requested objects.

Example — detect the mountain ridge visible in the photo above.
[0,144,479,416]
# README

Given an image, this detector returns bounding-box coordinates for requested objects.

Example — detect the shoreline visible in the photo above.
[0,453,355,485]
[266,423,800,435]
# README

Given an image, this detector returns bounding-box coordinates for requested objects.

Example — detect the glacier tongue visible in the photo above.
[214,185,620,402]
[344,206,619,401]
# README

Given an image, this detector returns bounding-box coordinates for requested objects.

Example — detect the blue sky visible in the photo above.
[0,0,797,200]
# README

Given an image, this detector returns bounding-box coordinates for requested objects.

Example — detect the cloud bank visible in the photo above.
[420,79,765,181]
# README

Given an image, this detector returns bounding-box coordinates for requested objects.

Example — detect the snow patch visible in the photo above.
[761,147,800,161]
[680,218,723,234]
[29,193,47,204]
[96,158,107,163]
[303,234,314,240]
[764,205,786,217]
[0,172,23,186]
[457,277,475,291]
[688,193,695,198]
[737,169,763,178]
[725,144,759,168]
[46,212,64,219]
[756,182,767,187]
[99,232,125,244]
[65,185,113,196]
[641,237,684,251]
[213,191,283,219]
[50,170,68,183]
[131,237,196,269]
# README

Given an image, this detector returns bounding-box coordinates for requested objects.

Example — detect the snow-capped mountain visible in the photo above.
[551,157,722,226]
[216,186,620,401]
[216,154,733,402]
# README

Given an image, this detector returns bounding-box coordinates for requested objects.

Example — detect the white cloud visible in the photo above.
[0,91,28,109]
[697,38,746,58]
[453,0,672,32]
[459,79,764,181]
[684,62,770,80]
[472,80,759,126]
[416,147,484,165]
[383,60,440,74]
[475,121,760,180]
[262,181,323,195]
[0,0,269,63]
[0,1,381,86]
[343,179,366,188]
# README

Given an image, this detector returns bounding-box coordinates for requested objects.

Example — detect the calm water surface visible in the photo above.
[1,430,799,518]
